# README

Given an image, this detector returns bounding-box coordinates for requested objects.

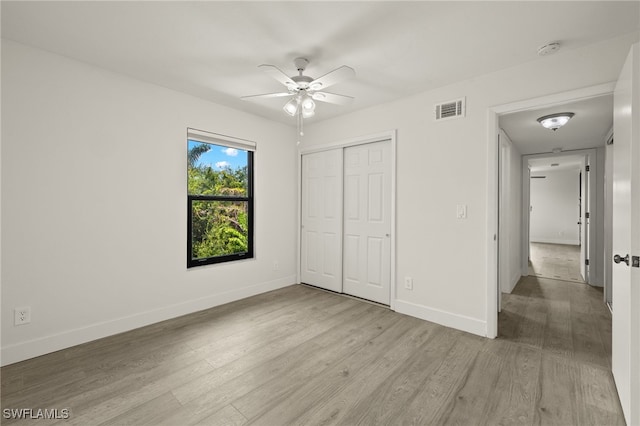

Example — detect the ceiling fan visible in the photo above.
[242,57,355,127]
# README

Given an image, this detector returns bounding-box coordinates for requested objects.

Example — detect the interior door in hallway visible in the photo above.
[343,141,391,305]
[300,149,343,292]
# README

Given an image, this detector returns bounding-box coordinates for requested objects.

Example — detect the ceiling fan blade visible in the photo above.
[241,92,294,100]
[311,91,354,105]
[258,64,298,88]
[308,65,355,90]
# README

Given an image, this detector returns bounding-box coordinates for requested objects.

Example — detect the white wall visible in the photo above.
[1,40,298,365]
[301,33,637,336]
[499,129,522,293]
[530,169,580,245]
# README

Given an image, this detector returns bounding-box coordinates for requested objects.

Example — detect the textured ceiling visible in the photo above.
[2,1,639,131]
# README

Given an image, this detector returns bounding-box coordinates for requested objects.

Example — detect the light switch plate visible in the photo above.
[404,277,413,290]
[456,204,467,219]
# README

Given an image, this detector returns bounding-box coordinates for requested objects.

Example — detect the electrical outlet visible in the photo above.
[404,277,413,290]
[273,261,279,271]
[14,307,31,326]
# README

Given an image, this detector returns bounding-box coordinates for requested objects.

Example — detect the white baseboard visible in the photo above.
[394,300,487,337]
[1,275,296,366]
[530,238,580,245]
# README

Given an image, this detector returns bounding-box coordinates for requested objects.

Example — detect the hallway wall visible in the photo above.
[530,169,580,245]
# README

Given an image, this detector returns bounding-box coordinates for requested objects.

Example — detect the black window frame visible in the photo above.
[187,134,254,268]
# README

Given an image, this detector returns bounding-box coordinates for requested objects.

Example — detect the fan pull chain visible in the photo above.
[298,111,304,136]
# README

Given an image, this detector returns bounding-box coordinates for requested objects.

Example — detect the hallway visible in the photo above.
[499,275,622,424]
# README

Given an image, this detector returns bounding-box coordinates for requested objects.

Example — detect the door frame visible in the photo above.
[604,129,614,308]
[486,82,615,338]
[297,130,397,310]
[521,148,597,284]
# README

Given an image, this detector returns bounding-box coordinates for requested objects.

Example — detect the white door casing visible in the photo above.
[605,140,614,307]
[499,136,508,297]
[580,158,588,282]
[343,141,392,305]
[300,149,343,292]
[612,43,640,425]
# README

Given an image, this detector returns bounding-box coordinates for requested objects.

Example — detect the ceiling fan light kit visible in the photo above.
[242,57,355,136]
[283,98,299,116]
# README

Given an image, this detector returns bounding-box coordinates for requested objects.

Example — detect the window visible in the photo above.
[187,128,254,267]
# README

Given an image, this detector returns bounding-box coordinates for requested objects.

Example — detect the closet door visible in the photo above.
[343,141,391,305]
[300,149,343,292]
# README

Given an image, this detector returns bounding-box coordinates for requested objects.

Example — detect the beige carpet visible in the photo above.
[528,242,584,283]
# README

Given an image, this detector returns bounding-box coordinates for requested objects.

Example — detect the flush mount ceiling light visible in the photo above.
[537,112,575,131]
[537,42,561,56]
[242,57,355,136]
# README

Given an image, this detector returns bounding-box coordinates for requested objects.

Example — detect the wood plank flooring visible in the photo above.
[501,275,622,425]
[1,281,624,425]
[529,242,584,283]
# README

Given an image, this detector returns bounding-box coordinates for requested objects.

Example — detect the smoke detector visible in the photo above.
[537,42,561,56]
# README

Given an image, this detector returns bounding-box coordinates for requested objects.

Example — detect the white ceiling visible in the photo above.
[2,1,639,129]
[500,94,614,155]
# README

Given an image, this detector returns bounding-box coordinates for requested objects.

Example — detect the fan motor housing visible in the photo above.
[292,75,313,89]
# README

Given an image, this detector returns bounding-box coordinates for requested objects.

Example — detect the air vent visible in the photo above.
[435,97,466,121]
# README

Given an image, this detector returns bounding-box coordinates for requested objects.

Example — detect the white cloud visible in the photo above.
[222,147,238,157]
[215,161,231,169]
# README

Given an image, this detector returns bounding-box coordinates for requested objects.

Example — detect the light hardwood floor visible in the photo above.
[529,242,584,283]
[1,282,624,425]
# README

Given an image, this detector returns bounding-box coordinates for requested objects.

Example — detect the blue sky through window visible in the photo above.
[188,140,247,170]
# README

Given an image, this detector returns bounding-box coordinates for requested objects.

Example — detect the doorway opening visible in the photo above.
[493,94,613,370]
[486,83,615,338]
[525,152,594,285]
